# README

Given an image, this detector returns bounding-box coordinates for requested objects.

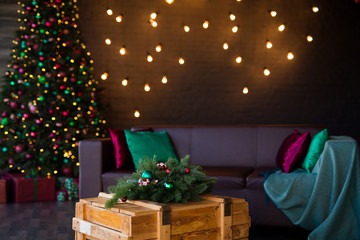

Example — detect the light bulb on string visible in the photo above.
[166,0,174,4]
[116,15,123,22]
[243,87,249,94]
[101,72,108,80]
[144,83,151,92]
[105,38,111,45]
[147,54,153,62]
[266,40,273,49]
[134,109,140,118]
[270,10,277,17]
[236,56,242,63]
[278,24,285,32]
[106,8,113,16]
[264,68,270,76]
[184,25,190,32]
[229,13,236,21]
[155,44,162,52]
[203,20,209,29]
[307,35,313,42]
[121,78,128,86]
[232,26,239,33]
[119,46,126,55]
[287,51,294,60]
[312,6,319,13]
[162,76,168,84]
[150,12,157,19]
[179,57,185,64]
[223,42,229,50]
[149,19,158,27]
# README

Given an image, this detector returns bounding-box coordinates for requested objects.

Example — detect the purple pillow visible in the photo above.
[276,130,311,173]
[109,128,152,169]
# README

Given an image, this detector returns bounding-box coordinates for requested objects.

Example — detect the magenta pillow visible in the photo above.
[109,128,152,169]
[276,130,311,173]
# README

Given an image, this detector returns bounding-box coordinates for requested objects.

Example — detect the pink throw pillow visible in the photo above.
[109,128,133,169]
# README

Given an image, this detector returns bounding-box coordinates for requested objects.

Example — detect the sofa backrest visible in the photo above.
[137,125,323,168]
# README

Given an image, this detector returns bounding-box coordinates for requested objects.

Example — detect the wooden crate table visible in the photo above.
[72,192,250,240]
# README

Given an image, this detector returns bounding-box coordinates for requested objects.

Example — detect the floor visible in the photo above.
[0,201,309,240]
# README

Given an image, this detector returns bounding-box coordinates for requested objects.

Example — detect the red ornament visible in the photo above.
[30,132,37,137]
[185,168,190,174]
[26,154,32,159]
[121,197,127,202]
[63,167,72,175]
[15,145,24,153]
[166,169,171,174]
[62,111,69,116]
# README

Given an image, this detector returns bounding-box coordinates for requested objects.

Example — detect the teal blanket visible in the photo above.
[264,136,360,240]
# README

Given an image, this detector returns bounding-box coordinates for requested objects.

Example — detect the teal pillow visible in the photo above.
[124,130,178,169]
[301,129,328,172]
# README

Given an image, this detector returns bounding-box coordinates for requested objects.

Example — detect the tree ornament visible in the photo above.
[63,167,72,175]
[121,197,127,202]
[164,182,173,189]
[138,178,151,186]
[141,171,153,180]
[166,169,171,174]
[10,102,18,109]
[185,168,190,174]
[157,162,168,170]
[1,117,9,125]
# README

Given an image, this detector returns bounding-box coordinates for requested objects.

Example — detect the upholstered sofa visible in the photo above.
[78,125,322,226]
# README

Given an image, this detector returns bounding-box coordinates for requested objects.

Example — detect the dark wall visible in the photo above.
[78,0,360,141]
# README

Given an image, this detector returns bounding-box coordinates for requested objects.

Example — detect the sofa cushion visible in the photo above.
[301,129,328,172]
[125,130,179,168]
[109,128,133,169]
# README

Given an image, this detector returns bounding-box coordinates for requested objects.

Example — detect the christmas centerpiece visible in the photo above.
[105,155,217,208]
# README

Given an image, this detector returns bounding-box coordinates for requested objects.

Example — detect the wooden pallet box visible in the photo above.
[73,192,250,240]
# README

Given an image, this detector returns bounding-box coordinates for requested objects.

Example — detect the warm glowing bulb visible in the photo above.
[278,24,285,32]
[134,110,140,118]
[270,11,277,17]
[116,15,122,22]
[232,26,238,33]
[229,13,236,21]
[264,68,270,76]
[119,47,126,55]
[184,25,190,32]
[155,44,162,52]
[307,35,313,42]
[166,0,174,4]
[162,76,168,84]
[101,72,108,80]
[179,57,185,64]
[122,78,128,86]
[105,38,111,45]
[243,87,249,94]
[150,12,157,19]
[203,20,209,29]
[266,41,273,49]
[147,54,153,62]
[150,19,158,27]
[106,8,113,16]
[287,52,294,60]
[236,56,242,63]
[223,42,229,50]
[144,83,151,92]
[312,6,319,13]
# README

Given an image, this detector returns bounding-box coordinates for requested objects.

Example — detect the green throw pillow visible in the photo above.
[301,129,328,172]
[124,130,178,169]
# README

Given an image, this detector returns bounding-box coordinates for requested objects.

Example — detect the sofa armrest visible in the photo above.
[79,138,115,198]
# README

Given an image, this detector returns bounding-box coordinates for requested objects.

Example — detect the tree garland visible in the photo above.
[105,155,217,208]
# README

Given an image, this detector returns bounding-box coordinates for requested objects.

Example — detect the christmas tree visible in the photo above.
[0,0,107,177]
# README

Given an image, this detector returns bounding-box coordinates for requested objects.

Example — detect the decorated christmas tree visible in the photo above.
[105,156,217,208]
[0,0,107,177]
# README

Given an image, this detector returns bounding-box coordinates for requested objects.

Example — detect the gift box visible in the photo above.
[0,177,8,203]
[7,174,55,202]
[56,177,79,201]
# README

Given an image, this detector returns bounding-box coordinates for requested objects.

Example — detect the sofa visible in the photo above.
[78,125,322,226]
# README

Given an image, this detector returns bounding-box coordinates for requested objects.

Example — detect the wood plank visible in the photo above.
[232,224,250,239]
[220,200,232,240]
[75,202,84,219]
[157,211,170,240]
[171,205,219,235]
[233,212,251,226]
[170,200,218,212]
[171,228,220,240]
[73,217,132,240]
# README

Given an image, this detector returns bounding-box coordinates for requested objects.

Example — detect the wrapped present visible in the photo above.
[57,190,67,201]
[56,177,79,201]
[6,174,55,203]
[0,177,9,203]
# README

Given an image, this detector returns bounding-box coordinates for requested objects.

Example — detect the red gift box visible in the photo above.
[7,174,55,202]
[0,178,7,203]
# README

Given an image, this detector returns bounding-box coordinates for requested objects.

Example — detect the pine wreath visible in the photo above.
[105,155,217,208]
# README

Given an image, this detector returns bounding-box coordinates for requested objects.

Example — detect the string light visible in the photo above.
[162,76,168,84]
[287,51,294,60]
[264,68,270,76]
[243,87,249,94]
[229,13,236,21]
[155,44,162,52]
[184,25,190,32]
[147,54,153,62]
[116,15,123,22]
[312,6,319,13]
[278,24,285,32]
[236,56,242,63]
[144,83,151,92]
[105,38,111,45]
[101,72,108,80]
[232,26,239,33]
[266,41,273,49]
[307,35,313,42]
[106,8,113,16]
[223,42,229,50]
[203,20,209,29]
[179,57,185,64]
[119,47,126,55]
[134,109,141,118]
[270,10,277,17]
[166,0,174,4]
[150,12,157,19]
[122,78,128,86]
[149,19,158,27]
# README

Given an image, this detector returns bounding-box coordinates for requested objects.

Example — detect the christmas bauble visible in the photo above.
[1,117,9,125]
[142,171,153,180]
[166,169,171,174]
[164,182,173,189]
[63,167,72,175]
[10,102,18,109]
[185,168,190,174]
[121,197,127,202]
